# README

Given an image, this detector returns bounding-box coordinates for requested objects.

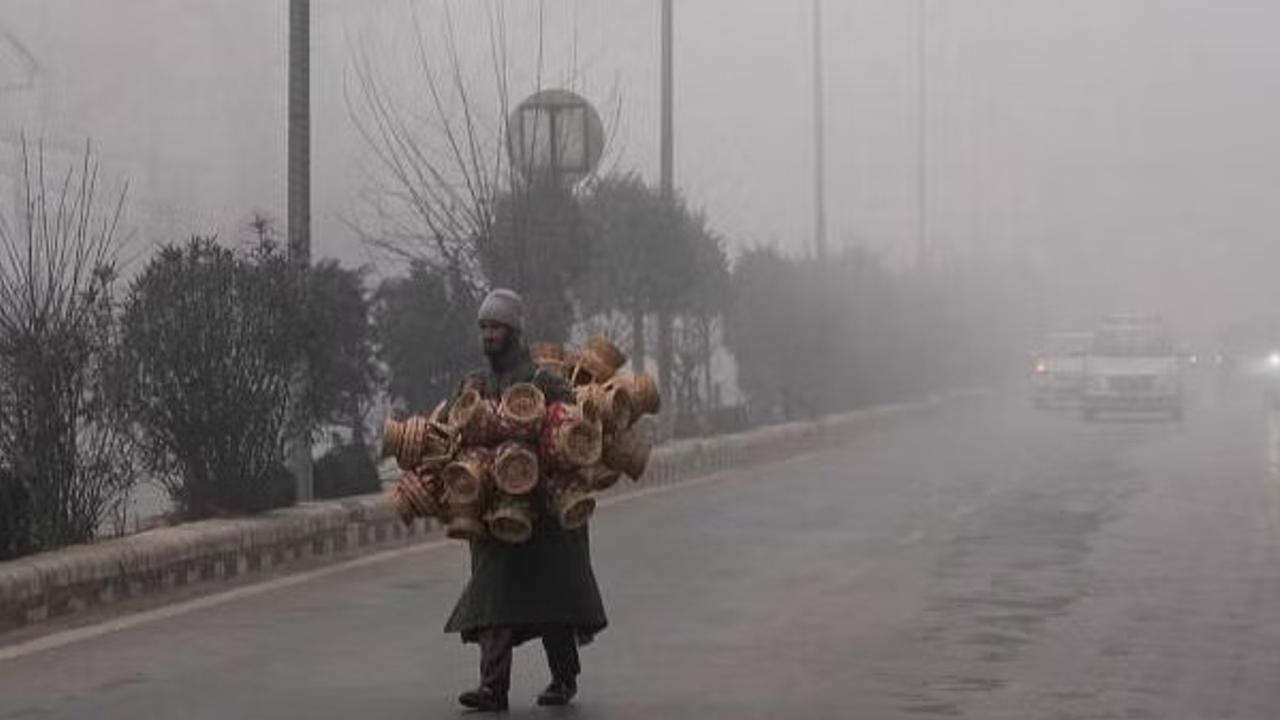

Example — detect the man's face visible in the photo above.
[480,320,513,357]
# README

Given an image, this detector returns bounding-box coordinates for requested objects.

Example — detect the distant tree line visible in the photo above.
[725,246,1037,423]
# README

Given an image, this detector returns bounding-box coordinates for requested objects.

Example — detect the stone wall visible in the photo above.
[0,393,961,637]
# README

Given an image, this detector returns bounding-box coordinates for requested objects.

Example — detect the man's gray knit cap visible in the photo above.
[477,288,525,332]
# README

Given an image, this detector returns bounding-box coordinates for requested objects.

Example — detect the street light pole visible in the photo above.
[660,0,674,201]
[656,0,674,426]
[916,0,929,268]
[288,0,310,274]
[812,0,828,259]
[288,0,313,501]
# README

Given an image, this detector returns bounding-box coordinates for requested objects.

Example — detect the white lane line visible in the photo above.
[0,452,819,663]
[895,529,927,546]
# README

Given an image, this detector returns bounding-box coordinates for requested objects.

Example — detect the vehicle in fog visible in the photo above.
[1241,342,1280,409]
[1030,331,1092,408]
[1213,320,1278,378]
[1209,320,1280,405]
[1263,350,1280,409]
[1081,315,1183,421]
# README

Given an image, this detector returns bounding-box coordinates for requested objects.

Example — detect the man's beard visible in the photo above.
[483,335,513,359]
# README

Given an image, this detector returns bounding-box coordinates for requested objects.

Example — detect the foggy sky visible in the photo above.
[2,0,1279,342]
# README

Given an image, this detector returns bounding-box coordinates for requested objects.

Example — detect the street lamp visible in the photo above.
[812,0,828,260]
[916,0,929,268]
[287,0,312,501]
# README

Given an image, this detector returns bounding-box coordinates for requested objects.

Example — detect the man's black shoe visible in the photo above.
[536,679,578,706]
[458,686,508,712]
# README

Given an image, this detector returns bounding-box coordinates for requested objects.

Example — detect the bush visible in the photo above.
[302,259,379,441]
[373,263,477,414]
[0,469,32,560]
[312,443,381,499]
[120,237,300,519]
[0,141,135,559]
[255,463,299,513]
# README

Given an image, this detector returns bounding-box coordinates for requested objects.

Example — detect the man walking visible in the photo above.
[445,289,608,712]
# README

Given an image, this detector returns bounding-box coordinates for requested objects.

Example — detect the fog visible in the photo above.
[5,1,1280,343]
[9,4,1280,715]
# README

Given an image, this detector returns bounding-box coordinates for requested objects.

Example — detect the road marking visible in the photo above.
[895,529,927,546]
[0,451,820,663]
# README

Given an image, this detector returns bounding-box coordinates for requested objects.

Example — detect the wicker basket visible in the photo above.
[576,382,633,433]
[389,482,416,525]
[531,342,565,364]
[486,493,536,543]
[380,416,455,471]
[493,441,540,496]
[548,479,597,530]
[602,427,652,480]
[427,398,449,424]
[540,402,603,469]
[573,354,611,385]
[450,389,501,446]
[408,470,442,514]
[391,470,447,525]
[538,360,571,381]
[443,447,492,506]
[612,372,660,418]
[565,336,624,386]
[444,452,487,541]
[531,343,569,380]
[581,463,622,492]
[446,514,486,541]
[587,335,627,372]
[498,383,546,439]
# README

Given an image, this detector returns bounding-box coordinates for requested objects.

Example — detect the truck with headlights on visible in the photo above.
[1030,331,1092,408]
[1081,315,1183,421]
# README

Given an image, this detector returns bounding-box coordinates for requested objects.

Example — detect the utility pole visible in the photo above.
[656,0,675,427]
[660,0,674,201]
[288,0,313,501]
[812,0,828,259]
[916,0,929,268]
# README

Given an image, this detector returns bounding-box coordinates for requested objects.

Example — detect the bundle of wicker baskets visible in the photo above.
[383,335,659,543]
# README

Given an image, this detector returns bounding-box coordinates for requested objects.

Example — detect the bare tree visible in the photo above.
[346,2,622,342]
[0,138,134,558]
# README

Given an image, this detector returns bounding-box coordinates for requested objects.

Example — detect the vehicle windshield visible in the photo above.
[1044,334,1091,357]
[1091,328,1175,357]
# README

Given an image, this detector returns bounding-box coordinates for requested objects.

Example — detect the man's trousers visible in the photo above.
[477,626,580,694]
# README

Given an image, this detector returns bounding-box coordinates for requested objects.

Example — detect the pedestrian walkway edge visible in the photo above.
[0,389,983,638]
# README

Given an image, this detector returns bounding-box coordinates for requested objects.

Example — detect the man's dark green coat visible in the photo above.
[443,344,608,646]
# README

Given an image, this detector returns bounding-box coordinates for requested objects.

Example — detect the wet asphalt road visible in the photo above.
[3,385,1280,719]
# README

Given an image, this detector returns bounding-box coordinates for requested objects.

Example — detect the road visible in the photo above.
[3,385,1280,719]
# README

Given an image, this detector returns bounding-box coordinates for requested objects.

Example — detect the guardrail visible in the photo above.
[0,392,965,638]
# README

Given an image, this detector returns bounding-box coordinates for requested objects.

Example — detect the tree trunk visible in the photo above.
[657,309,673,418]
[702,316,715,410]
[631,307,646,373]
[655,304,675,435]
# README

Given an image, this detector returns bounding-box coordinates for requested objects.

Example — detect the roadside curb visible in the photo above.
[0,389,982,637]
